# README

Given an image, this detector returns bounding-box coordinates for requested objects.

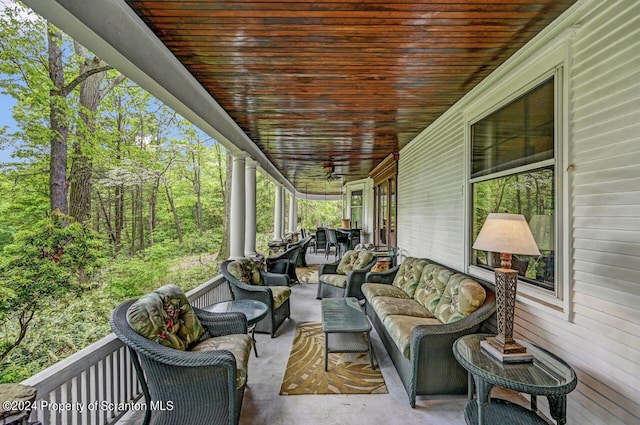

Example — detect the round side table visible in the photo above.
[204,300,268,357]
[453,334,577,425]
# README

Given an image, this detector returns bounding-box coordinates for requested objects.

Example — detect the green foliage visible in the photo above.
[0,212,107,363]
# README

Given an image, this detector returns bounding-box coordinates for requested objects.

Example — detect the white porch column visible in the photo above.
[244,158,257,256]
[230,154,246,259]
[273,184,284,242]
[281,189,287,240]
[288,193,298,234]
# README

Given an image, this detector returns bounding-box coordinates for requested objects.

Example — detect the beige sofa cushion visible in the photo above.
[392,257,429,297]
[321,274,348,288]
[362,283,411,300]
[434,274,486,324]
[370,297,435,322]
[382,315,442,358]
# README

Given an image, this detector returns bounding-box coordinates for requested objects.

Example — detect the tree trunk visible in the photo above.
[148,177,160,246]
[164,180,183,245]
[69,52,103,222]
[47,25,69,216]
[192,150,203,236]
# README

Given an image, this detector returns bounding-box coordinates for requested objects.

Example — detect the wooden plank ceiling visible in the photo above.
[125,0,576,195]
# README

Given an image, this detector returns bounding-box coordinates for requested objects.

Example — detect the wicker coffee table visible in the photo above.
[321,297,375,371]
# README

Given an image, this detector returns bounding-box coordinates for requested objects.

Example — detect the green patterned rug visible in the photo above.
[279,322,387,395]
[295,265,319,284]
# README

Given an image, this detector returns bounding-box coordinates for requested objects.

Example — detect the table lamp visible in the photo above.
[473,213,540,362]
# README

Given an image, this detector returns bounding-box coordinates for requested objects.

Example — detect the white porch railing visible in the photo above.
[21,275,233,425]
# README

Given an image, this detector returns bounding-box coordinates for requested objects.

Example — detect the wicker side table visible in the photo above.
[453,334,577,425]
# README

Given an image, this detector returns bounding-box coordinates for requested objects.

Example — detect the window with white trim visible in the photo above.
[470,77,557,292]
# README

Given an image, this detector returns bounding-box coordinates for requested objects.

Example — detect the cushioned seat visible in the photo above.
[370,296,436,322]
[362,283,411,300]
[191,334,252,389]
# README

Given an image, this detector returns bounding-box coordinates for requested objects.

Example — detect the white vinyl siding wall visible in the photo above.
[396,1,640,424]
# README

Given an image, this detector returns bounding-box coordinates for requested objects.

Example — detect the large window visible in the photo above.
[470,77,556,291]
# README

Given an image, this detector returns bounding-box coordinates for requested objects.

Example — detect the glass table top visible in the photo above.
[204,299,268,324]
[454,334,577,394]
[321,297,371,333]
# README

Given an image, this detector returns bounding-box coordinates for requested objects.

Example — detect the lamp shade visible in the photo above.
[473,213,541,256]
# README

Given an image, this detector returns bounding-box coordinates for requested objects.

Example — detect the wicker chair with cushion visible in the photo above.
[110,284,251,425]
[317,249,376,300]
[266,243,301,284]
[220,258,291,338]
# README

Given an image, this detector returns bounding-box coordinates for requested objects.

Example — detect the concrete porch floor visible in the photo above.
[118,250,533,425]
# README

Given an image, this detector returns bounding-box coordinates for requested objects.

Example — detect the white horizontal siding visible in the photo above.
[398,112,465,270]
[396,0,640,424]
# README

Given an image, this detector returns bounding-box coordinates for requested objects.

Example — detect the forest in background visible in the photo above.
[0,1,341,383]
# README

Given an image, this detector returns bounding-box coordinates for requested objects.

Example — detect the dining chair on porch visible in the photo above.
[314,227,327,254]
[325,228,341,260]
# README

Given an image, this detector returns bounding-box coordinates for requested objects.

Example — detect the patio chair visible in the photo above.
[220,258,291,338]
[110,284,251,425]
[325,228,341,259]
[314,227,327,254]
[266,243,301,283]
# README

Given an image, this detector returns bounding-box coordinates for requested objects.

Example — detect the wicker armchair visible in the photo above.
[220,259,291,338]
[110,290,251,425]
[317,250,377,300]
[266,243,301,284]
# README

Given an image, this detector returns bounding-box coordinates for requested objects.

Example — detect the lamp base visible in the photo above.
[481,340,533,363]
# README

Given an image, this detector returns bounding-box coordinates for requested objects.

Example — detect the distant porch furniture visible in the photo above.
[325,228,342,259]
[314,227,327,254]
[266,243,301,284]
[220,258,292,338]
[110,284,251,425]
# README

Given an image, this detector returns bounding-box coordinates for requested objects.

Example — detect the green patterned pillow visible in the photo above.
[392,257,429,297]
[127,284,204,351]
[227,258,264,285]
[413,264,452,314]
[336,250,374,275]
[434,275,486,324]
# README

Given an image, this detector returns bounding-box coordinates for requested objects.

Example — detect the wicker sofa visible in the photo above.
[362,258,496,407]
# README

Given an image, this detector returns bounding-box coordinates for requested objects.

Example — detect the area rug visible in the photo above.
[279,322,387,395]
[296,265,319,284]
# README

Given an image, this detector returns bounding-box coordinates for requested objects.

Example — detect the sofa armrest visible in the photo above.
[365,264,400,284]
[319,260,340,276]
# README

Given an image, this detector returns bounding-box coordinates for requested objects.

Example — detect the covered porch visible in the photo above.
[14,1,640,425]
